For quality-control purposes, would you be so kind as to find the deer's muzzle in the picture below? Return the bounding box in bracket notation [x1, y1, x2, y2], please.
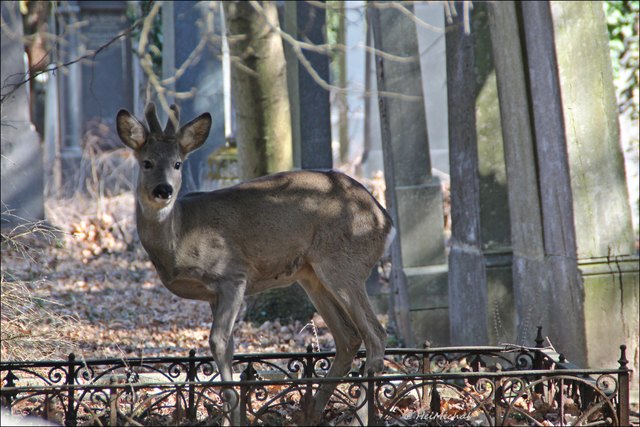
[152, 184, 174, 200]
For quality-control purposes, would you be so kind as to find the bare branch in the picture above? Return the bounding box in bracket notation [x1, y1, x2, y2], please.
[247, 1, 422, 102]
[0, 12, 144, 105]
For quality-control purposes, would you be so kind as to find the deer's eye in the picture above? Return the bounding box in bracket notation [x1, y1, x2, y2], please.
[174, 161, 182, 170]
[143, 160, 153, 170]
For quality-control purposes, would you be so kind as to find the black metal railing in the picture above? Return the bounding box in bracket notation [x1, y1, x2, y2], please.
[1, 328, 631, 426]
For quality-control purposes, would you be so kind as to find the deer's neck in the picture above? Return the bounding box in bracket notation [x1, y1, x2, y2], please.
[136, 198, 180, 281]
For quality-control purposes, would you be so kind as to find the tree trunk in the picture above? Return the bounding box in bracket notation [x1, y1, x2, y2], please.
[336, 1, 348, 164]
[223, 1, 292, 180]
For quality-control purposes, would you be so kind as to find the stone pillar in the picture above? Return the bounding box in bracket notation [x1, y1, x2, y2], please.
[283, 1, 332, 169]
[55, 1, 83, 194]
[548, 1, 638, 373]
[489, 0, 562, 352]
[445, 5, 489, 345]
[343, 1, 366, 165]
[369, 4, 447, 346]
[361, 24, 385, 178]
[0, 1, 44, 226]
[439, 3, 516, 346]
[520, 0, 587, 363]
[163, 1, 225, 192]
[470, 3, 516, 346]
[53, 1, 133, 195]
[415, 3, 449, 174]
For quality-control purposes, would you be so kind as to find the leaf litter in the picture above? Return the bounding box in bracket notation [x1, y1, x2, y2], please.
[1, 193, 334, 362]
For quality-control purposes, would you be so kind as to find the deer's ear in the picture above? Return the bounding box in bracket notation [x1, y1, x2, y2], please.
[117, 110, 147, 150]
[177, 113, 211, 154]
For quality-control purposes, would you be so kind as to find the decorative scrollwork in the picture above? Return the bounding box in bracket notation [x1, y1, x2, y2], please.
[87, 388, 110, 417]
[47, 366, 67, 385]
[313, 357, 331, 377]
[286, 358, 305, 376]
[473, 377, 495, 400]
[596, 374, 618, 396]
[195, 360, 216, 381]
[347, 381, 365, 400]
[252, 384, 269, 402]
[500, 377, 527, 401]
[167, 362, 186, 380]
[401, 353, 421, 374]
[515, 351, 535, 370]
[430, 354, 450, 373]
[0, 347, 629, 426]
[376, 380, 398, 403]
[76, 365, 95, 383]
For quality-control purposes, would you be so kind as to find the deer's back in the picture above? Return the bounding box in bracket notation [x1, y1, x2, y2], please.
[177, 170, 392, 276]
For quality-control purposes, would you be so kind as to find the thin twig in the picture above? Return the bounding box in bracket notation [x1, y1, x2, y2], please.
[247, 0, 422, 102]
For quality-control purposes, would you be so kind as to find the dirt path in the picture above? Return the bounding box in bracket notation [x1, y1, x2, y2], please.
[1, 194, 333, 362]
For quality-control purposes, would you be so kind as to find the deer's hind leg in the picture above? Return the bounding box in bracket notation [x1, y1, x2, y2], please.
[311, 259, 387, 375]
[298, 271, 362, 422]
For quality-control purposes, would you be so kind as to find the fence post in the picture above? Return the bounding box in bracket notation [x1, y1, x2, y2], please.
[367, 370, 375, 426]
[239, 382, 248, 426]
[66, 353, 77, 426]
[187, 349, 196, 422]
[239, 362, 256, 426]
[494, 378, 503, 425]
[109, 375, 117, 426]
[421, 342, 430, 407]
[1, 370, 18, 408]
[303, 345, 314, 420]
[534, 326, 544, 394]
[618, 345, 630, 426]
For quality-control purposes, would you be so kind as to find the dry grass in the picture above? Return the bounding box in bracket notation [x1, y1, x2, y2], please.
[0, 212, 79, 361]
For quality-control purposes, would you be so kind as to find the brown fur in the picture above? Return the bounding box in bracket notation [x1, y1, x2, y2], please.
[117, 103, 393, 423]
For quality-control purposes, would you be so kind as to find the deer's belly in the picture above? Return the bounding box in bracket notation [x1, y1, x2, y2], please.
[165, 275, 216, 301]
[246, 263, 314, 296]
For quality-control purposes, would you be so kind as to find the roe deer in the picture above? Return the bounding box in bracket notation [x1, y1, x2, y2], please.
[116, 103, 393, 423]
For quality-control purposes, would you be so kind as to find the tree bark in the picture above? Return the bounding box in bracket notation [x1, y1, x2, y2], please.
[223, 1, 292, 180]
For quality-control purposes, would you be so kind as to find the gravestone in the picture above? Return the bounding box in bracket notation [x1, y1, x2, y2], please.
[162, 1, 225, 192]
[283, 1, 332, 169]
[548, 1, 638, 373]
[1, 1, 44, 227]
[55, 0, 133, 193]
[77, 1, 133, 132]
[369, 3, 447, 347]
[468, 3, 515, 346]
[486, 0, 638, 368]
[445, 5, 489, 346]
[415, 3, 449, 174]
[362, 24, 384, 178]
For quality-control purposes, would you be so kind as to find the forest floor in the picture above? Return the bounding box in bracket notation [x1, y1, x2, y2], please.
[1, 193, 342, 362]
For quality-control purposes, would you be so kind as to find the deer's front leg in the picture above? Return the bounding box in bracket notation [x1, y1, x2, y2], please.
[209, 280, 246, 425]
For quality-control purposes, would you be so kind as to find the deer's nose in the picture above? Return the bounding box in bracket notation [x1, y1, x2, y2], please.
[152, 184, 173, 200]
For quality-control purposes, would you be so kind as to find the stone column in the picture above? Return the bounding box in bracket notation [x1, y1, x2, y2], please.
[470, 3, 516, 346]
[445, 5, 489, 345]
[415, 3, 449, 174]
[283, 1, 332, 169]
[361, 24, 385, 178]
[548, 1, 638, 372]
[369, 3, 447, 346]
[52, 1, 133, 195]
[55, 1, 82, 195]
[0, 1, 44, 226]
[163, 1, 225, 192]
[520, 0, 587, 364]
[488, 1, 555, 350]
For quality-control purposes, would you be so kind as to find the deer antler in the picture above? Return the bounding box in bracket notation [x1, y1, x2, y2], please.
[164, 104, 181, 135]
[144, 103, 163, 134]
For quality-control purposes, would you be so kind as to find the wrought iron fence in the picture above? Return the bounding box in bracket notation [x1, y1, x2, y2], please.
[1, 327, 631, 426]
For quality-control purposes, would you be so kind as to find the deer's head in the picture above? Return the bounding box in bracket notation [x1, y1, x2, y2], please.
[116, 103, 211, 210]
